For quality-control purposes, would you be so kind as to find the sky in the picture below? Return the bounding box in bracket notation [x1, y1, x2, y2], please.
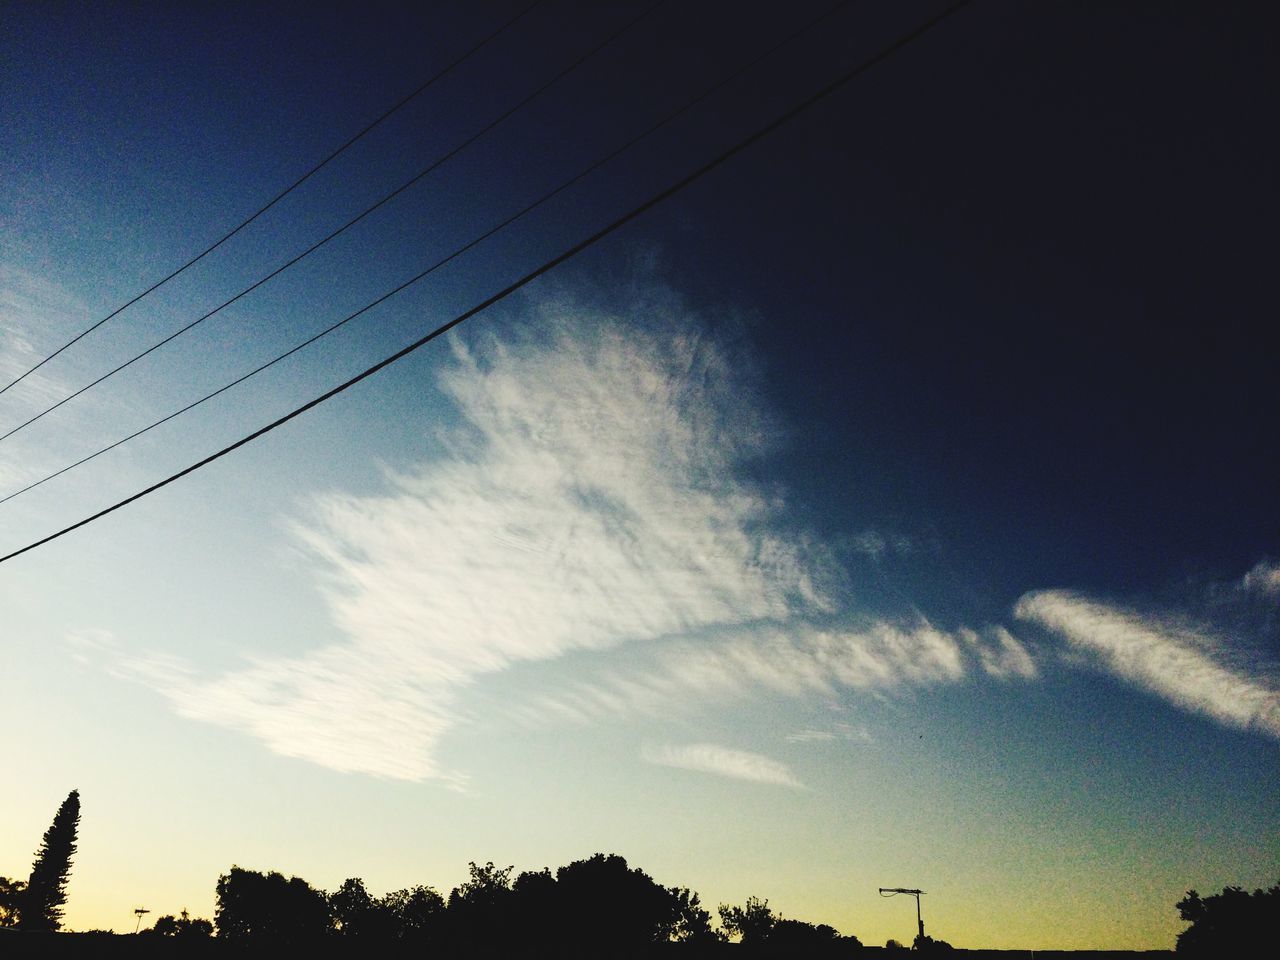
[1, 0, 1277, 949]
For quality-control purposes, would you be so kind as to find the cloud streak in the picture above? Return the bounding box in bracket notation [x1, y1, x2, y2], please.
[502, 615, 1019, 729]
[642, 742, 805, 788]
[116, 294, 847, 780]
[1241, 560, 1280, 599]
[1015, 589, 1280, 739]
[99, 286, 1039, 782]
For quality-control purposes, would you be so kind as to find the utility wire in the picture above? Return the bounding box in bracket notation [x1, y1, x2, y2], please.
[0, 1, 661, 445]
[0, 0, 972, 567]
[0, 0, 544, 399]
[0, 0, 855, 508]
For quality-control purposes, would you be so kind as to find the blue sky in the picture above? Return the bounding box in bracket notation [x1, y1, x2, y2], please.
[1, 0, 1276, 948]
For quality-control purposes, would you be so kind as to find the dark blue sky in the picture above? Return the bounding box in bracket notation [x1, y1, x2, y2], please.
[644, 1, 1279, 609]
[2, 2, 1276, 944]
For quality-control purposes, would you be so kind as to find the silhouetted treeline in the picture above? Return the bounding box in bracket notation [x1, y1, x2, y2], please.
[6, 826, 1271, 959]
[206, 852, 861, 955]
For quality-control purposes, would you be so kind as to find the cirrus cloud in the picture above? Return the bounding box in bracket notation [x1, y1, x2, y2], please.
[642, 741, 805, 789]
[1014, 589, 1280, 739]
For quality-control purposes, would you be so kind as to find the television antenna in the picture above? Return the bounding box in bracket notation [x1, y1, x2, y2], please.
[879, 887, 925, 944]
[132, 907, 150, 934]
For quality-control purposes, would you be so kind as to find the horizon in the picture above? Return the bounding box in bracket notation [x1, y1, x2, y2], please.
[2, 1, 1276, 950]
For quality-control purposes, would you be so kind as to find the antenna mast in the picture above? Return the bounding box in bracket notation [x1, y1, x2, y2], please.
[879, 887, 925, 944]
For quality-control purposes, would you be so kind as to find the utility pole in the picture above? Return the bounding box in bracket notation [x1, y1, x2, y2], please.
[132, 907, 150, 934]
[879, 887, 925, 944]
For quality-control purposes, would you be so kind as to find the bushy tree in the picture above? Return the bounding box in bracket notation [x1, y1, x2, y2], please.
[21, 789, 80, 931]
[0, 876, 26, 928]
[330, 877, 391, 938]
[445, 861, 515, 947]
[914, 932, 954, 952]
[214, 866, 330, 944]
[554, 853, 682, 948]
[1176, 881, 1279, 954]
[668, 886, 724, 945]
[150, 909, 213, 938]
[381, 884, 444, 941]
[510, 867, 558, 946]
[719, 896, 777, 945]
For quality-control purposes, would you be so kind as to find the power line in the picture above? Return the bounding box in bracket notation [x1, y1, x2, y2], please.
[0, 0, 544, 399]
[0, 0, 855, 508]
[0, 1, 661, 445]
[0, 0, 972, 567]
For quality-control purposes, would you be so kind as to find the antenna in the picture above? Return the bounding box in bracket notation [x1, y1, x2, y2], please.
[879, 887, 925, 944]
[132, 907, 150, 934]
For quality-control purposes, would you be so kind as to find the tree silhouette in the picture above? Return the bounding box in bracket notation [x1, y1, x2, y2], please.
[445, 861, 515, 948]
[0, 876, 25, 928]
[552, 853, 683, 948]
[381, 884, 444, 942]
[719, 896, 858, 954]
[1176, 881, 1279, 954]
[214, 865, 330, 944]
[719, 896, 777, 945]
[149, 909, 213, 938]
[913, 931, 954, 953]
[510, 867, 559, 947]
[330, 877, 385, 938]
[20, 788, 79, 931]
[668, 886, 723, 945]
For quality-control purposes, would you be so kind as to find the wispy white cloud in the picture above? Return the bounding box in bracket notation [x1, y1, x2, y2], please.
[786, 729, 837, 743]
[96, 285, 1039, 782]
[502, 616, 990, 729]
[0, 263, 86, 398]
[642, 742, 804, 789]
[0, 264, 90, 491]
[786, 722, 873, 744]
[113, 295, 846, 780]
[961, 625, 1037, 680]
[848, 529, 917, 562]
[1014, 589, 1280, 739]
[1241, 560, 1280, 599]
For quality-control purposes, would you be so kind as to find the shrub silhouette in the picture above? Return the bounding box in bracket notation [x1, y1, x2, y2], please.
[1176, 880, 1279, 954]
[0, 876, 25, 929]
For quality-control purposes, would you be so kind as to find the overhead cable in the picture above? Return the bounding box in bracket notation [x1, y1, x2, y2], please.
[0, 0, 545, 399]
[0, 0, 972, 567]
[0, 0, 855, 508]
[0, 1, 661, 444]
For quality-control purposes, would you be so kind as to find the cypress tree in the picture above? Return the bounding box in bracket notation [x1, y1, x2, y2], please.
[21, 789, 80, 932]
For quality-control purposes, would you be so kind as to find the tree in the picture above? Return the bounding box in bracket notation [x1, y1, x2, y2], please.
[668, 886, 724, 945]
[719, 896, 777, 945]
[21, 789, 80, 931]
[0, 877, 26, 928]
[330, 877, 387, 938]
[1176, 881, 1279, 954]
[381, 884, 444, 942]
[914, 932, 954, 952]
[214, 866, 331, 944]
[444, 861, 515, 948]
[149, 909, 213, 938]
[771, 917, 843, 948]
[510, 868, 558, 946]
[553, 853, 682, 948]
